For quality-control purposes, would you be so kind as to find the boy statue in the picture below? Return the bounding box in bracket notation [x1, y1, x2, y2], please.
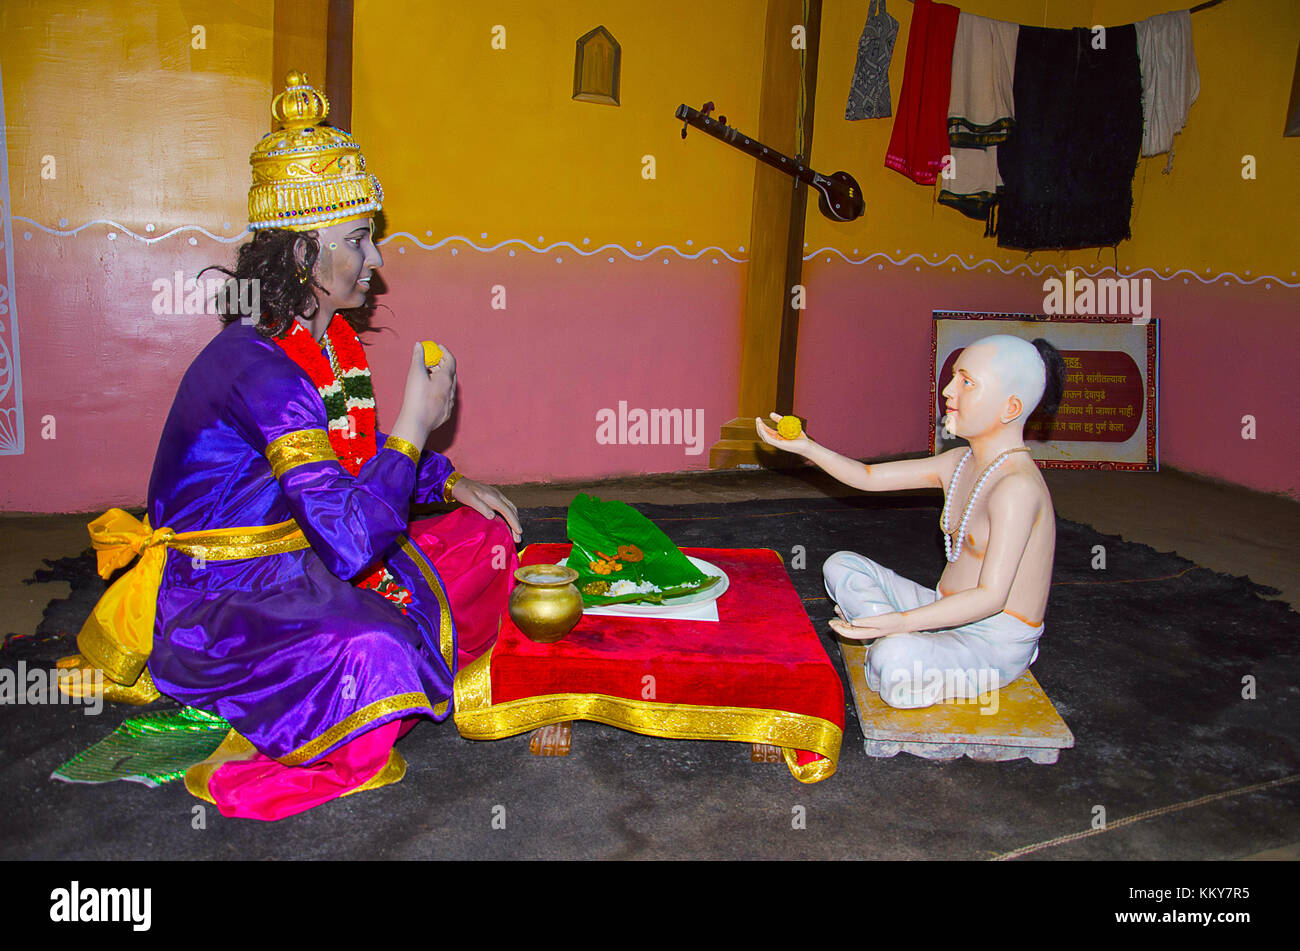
[758, 334, 1065, 708]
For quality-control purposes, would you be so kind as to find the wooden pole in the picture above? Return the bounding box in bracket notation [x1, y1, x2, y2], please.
[271, 0, 330, 131]
[326, 0, 354, 131]
[711, 0, 821, 469]
[778, 0, 821, 413]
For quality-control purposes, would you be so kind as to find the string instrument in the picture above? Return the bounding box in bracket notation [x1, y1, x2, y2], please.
[675, 101, 865, 222]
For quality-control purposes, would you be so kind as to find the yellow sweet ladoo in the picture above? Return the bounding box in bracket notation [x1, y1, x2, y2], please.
[421, 341, 443, 368]
[777, 415, 803, 439]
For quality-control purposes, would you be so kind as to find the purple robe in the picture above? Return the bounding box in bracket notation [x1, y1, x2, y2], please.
[145, 320, 459, 763]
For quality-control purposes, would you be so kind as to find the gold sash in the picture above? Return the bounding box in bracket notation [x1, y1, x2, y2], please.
[60, 509, 310, 702]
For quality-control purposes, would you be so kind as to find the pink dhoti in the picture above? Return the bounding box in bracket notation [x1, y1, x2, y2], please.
[190, 507, 518, 820]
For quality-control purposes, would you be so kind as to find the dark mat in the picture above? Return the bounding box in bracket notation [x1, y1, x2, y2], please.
[2, 496, 1298, 860]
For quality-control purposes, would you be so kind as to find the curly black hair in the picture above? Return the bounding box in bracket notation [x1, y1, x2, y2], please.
[202, 228, 371, 339]
[1031, 338, 1066, 416]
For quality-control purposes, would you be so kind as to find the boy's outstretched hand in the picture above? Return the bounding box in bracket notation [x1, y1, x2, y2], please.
[755, 413, 813, 456]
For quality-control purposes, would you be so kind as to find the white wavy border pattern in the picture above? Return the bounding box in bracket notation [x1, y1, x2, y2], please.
[13, 217, 1299, 288]
[801, 248, 1300, 289]
[13, 217, 245, 245]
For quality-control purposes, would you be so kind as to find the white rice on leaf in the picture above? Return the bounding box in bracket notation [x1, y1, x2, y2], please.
[606, 579, 660, 597]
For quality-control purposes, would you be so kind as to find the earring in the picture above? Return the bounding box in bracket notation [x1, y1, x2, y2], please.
[297, 266, 311, 284]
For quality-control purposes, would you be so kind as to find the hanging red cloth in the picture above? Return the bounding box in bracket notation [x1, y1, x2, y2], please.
[884, 0, 962, 185]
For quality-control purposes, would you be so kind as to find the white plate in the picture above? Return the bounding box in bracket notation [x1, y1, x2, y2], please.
[557, 555, 730, 615]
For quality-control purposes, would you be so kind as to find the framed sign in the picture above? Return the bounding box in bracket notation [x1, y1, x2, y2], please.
[930, 312, 1159, 470]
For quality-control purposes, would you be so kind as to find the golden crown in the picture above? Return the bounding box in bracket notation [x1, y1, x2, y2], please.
[247, 71, 383, 232]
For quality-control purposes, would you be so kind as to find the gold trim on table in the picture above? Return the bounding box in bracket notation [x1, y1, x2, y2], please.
[453, 648, 842, 783]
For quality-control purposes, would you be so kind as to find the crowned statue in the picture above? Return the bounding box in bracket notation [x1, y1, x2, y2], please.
[59, 72, 522, 820]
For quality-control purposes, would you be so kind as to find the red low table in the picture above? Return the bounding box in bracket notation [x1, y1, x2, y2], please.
[453, 545, 845, 782]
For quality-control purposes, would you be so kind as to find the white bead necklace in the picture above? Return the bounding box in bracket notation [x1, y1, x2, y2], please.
[940, 447, 1031, 562]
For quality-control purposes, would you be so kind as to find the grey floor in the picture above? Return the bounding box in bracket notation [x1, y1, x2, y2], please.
[3, 463, 1297, 859]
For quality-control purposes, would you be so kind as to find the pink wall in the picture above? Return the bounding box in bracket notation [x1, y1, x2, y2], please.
[1, 228, 219, 512]
[358, 240, 743, 485]
[1155, 278, 1296, 495]
[796, 258, 1298, 499]
[2, 227, 1295, 512]
[0, 229, 743, 511]
[3, 221, 1295, 514]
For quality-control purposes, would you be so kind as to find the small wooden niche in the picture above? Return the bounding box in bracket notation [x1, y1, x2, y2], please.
[573, 26, 620, 106]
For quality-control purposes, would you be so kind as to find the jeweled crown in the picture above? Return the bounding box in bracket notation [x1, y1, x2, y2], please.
[247, 71, 384, 232]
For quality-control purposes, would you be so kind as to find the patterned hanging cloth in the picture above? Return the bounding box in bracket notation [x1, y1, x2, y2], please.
[846, 0, 900, 120]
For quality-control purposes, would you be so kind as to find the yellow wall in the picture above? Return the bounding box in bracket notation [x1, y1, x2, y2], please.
[807, 0, 1300, 280]
[1, 0, 271, 231]
[353, 0, 764, 251]
[351, 0, 1299, 279]
[11, 0, 1290, 278]
[1094, 0, 1299, 278]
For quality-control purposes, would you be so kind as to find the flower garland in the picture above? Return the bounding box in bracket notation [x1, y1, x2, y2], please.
[275, 314, 414, 613]
[276, 315, 378, 470]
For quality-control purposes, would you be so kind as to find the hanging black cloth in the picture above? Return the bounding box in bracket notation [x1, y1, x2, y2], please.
[996, 24, 1143, 251]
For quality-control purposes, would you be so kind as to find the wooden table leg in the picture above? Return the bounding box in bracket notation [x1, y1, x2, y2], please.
[751, 743, 782, 763]
[529, 721, 573, 756]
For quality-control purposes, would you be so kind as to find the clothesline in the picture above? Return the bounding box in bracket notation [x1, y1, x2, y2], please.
[880, 0, 1200, 249]
[897, 0, 1226, 13]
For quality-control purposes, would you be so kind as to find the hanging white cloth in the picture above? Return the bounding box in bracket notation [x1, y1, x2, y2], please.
[947, 12, 1019, 147]
[1135, 9, 1200, 158]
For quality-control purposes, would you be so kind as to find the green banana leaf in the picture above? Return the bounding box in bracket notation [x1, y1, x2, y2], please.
[566, 493, 715, 605]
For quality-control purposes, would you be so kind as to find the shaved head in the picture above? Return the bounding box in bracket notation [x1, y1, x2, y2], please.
[965, 335, 1046, 420]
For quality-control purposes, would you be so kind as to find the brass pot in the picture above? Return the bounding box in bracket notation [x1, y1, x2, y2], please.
[508, 564, 583, 643]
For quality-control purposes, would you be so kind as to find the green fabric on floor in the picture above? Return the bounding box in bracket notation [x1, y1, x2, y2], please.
[52, 706, 230, 787]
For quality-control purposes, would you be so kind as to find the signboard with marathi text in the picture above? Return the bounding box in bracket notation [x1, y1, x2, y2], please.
[930, 312, 1158, 470]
